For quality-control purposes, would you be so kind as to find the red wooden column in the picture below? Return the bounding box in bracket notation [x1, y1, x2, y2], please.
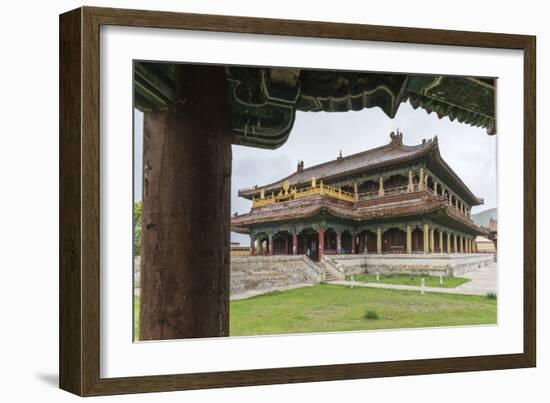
[268, 234, 273, 256]
[336, 230, 342, 254]
[292, 229, 298, 255]
[140, 64, 231, 341]
[249, 236, 255, 256]
[351, 232, 357, 254]
[318, 226, 325, 260]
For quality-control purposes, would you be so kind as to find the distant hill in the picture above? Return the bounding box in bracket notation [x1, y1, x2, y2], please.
[471, 207, 497, 227]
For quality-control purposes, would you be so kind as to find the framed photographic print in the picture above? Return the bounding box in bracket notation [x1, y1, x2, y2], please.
[59, 6, 536, 396]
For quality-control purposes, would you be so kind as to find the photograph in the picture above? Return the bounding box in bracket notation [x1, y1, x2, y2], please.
[53, 4, 537, 397]
[133, 63, 498, 341]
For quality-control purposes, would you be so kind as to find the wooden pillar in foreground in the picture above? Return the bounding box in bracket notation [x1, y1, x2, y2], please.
[376, 227, 382, 254]
[336, 230, 342, 254]
[268, 234, 273, 256]
[292, 229, 298, 255]
[140, 65, 231, 341]
[439, 230, 444, 253]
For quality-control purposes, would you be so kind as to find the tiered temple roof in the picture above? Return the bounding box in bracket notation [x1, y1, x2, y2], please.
[239, 136, 431, 196]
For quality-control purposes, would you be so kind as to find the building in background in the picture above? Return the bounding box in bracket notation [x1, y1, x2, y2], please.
[230, 242, 250, 256]
[232, 132, 487, 261]
[487, 217, 498, 251]
[475, 235, 497, 253]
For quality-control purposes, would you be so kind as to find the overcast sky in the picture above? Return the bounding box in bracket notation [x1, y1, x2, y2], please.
[134, 101, 497, 246]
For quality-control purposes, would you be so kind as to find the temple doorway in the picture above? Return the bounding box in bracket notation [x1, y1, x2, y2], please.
[412, 227, 424, 253]
[324, 229, 338, 254]
[365, 230, 377, 253]
[298, 228, 319, 261]
[272, 231, 292, 255]
[382, 228, 406, 253]
[341, 230, 353, 254]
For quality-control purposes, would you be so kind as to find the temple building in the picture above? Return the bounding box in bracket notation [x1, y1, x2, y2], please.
[232, 131, 487, 261]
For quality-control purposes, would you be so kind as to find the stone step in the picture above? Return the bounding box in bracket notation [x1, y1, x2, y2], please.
[318, 263, 338, 281]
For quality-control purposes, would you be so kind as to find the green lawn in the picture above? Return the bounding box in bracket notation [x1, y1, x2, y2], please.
[134, 284, 496, 340]
[230, 284, 495, 336]
[345, 273, 470, 288]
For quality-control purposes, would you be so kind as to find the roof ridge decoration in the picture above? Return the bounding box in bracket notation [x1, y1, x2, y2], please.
[389, 129, 404, 145]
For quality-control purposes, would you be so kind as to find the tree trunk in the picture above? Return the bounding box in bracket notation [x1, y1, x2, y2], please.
[139, 64, 231, 340]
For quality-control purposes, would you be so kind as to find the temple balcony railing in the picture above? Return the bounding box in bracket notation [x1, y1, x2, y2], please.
[447, 203, 473, 222]
[357, 184, 411, 200]
[358, 185, 474, 222]
[251, 181, 474, 223]
[251, 182, 355, 208]
[429, 190, 474, 223]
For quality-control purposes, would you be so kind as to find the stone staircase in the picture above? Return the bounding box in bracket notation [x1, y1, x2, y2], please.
[318, 261, 338, 281]
[311, 256, 344, 282]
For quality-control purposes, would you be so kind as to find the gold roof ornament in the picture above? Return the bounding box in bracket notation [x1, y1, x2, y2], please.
[283, 180, 290, 194]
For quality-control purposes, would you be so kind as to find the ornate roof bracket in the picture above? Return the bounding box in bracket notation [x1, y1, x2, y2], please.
[134, 63, 496, 150]
[405, 76, 496, 135]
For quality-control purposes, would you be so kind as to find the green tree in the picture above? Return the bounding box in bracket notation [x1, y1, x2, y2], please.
[133, 201, 142, 256]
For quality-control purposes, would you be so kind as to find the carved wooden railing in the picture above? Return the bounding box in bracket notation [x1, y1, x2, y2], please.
[357, 184, 411, 200]
[251, 182, 355, 208]
[252, 181, 475, 223]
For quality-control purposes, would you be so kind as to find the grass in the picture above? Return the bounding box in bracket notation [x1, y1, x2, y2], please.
[345, 273, 470, 288]
[133, 284, 496, 339]
[229, 284, 495, 336]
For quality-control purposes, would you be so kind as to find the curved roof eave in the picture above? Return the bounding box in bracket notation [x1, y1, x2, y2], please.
[427, 143, 483, 206]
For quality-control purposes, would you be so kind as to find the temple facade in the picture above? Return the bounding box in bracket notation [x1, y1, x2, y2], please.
[231, 132, 487, 261]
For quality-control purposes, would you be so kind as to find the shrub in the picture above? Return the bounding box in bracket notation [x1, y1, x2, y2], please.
[364, 310, 379, 320]
[486, 292, 497, 300]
